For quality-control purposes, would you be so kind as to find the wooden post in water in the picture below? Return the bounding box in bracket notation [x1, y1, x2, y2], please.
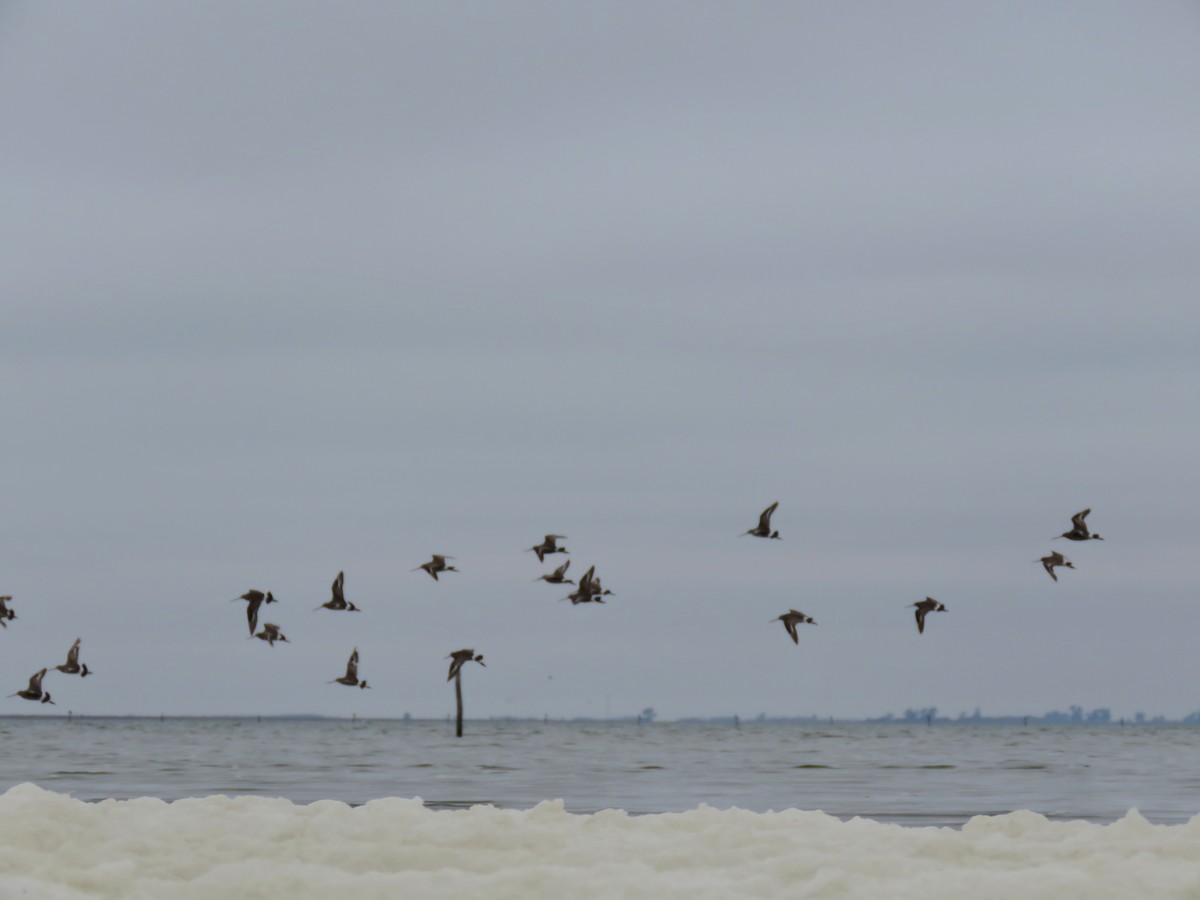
[455, 671, 464, 738]
[448, 648, 484, 738]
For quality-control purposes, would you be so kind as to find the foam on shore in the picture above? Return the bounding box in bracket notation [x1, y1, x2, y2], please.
[1, 783, 1198, 899]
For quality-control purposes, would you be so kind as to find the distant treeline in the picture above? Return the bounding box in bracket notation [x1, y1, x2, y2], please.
[674, 706, 1200, 725]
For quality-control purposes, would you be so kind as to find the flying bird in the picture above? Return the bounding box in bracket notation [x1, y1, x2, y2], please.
[1058, 509, 1103, 542]
[234, 589, 277, 636]
[1038, 551, 1075, 582]
[527, 535, 568, 563]
[535, 560, 574, 585]
[563, 565, 614, 604]
[254, 623, 289, 646]
[316, 571, 361, 611]
[9, 669, 53, 704]
[773, 610, 816, 644]
[330, 648, 369, 689]
[447, 648, 485, 681]
[910, 597, 947, 635]
[741, 502, 781, 539]
[414, 555, 458, 581]
[54, 638, 91, 677]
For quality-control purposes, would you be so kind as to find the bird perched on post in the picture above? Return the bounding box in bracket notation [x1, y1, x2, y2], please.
[447, 648, 485, 681]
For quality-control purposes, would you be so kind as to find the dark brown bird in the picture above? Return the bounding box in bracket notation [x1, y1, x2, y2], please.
[54, 638, 91, 677]
[235, 589, 277, 635]
[773, 610, 816, 644]
[527, 535, 568, 563]
[741, 502, 781, 539]
[563, 565, 613, 604]
[9, 669, 53, 704]
[1058, 508, 1103, 542]
[447, 648, 485, 681]
[254, 623, 288, 646]
[535, 560, 574, 585]
[316, 571, 361, 611]
[330, 648, 369, 688]
[1038, 551, 1075, 582]
[0, 595, 15, 629]
[910, 597, 946, 634]
[414, 555, 458, 581]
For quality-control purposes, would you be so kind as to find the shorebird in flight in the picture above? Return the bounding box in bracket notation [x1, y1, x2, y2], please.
[235, 589, 277, 636]
[414, 555, 459, 581]
[1038, 550, 1075, 582]
[772, 610, 816, 644]
[54, 638, 91, 677]
[316, 571, 361, 611]
[1058, 509, 1103, 542]
[330, 648, 369, 688]
[741, 502, 781, 539]
[535, 560, 574, 585]
[0, 596, 15, 628]
[9, 669, 53, 704]
[254, 623, 288, 646]
[447, 648, 485, 681]
[563, 565, 614, 604]
[527, 535, 568, 563]
[910, 597, 947, 634]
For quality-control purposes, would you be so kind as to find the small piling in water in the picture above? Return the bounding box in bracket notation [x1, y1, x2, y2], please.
[455, 672, 464, 738]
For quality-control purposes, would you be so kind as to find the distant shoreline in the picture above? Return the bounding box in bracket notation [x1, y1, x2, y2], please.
[1, 711, 1196, 725]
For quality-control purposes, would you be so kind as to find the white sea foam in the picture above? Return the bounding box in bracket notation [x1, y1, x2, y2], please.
[1, 784, 1199, 899]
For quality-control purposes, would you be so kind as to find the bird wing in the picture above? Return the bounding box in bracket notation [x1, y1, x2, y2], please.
[554, 560, 571, 578]
[27, 669, 45, 692]
[246, 597, 261, 634]
[758, 502, 779, 530]
[1071, 509, 1091, 530]
[345, 650, 359, 680]
[915, 608, 927, 634]
[66, 639, 81, 667]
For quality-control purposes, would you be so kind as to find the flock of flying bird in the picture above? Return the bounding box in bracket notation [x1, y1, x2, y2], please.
[2, 603, 91, 706]
[759, 503, 1103, 642]
[4, 505, 1103, 708]
[227, 538, 617, 695]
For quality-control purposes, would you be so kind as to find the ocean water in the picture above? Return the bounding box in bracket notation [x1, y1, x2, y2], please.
[2, 719, 1199, 898]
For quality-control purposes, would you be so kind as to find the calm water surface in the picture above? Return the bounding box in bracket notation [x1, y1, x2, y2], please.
[2, 718, 1198, 826]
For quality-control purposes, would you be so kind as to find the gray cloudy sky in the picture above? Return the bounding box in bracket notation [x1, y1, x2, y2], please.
[2, 1, 1199, 720]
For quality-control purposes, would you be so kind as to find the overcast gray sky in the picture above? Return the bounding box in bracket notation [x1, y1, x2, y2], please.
[2, 1, 1199, 720]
